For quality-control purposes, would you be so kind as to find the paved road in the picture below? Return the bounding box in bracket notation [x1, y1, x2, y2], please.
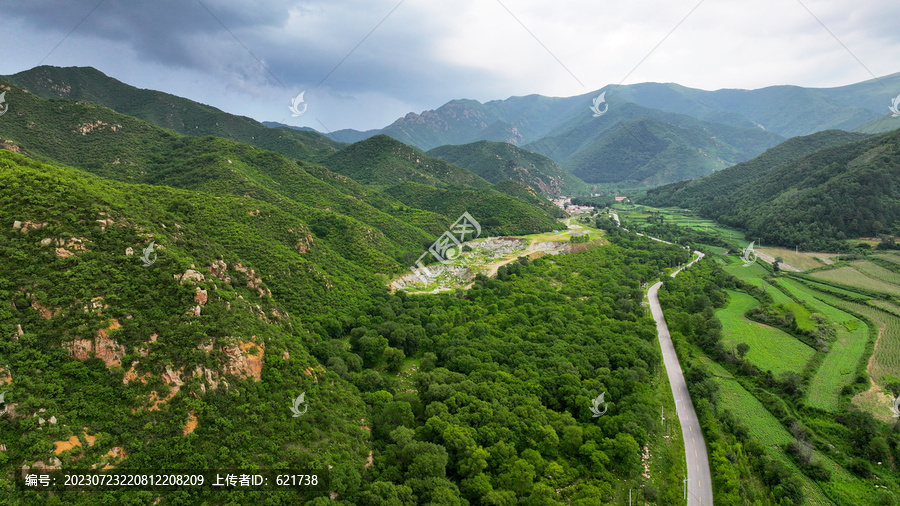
[649, 250, 713, 505]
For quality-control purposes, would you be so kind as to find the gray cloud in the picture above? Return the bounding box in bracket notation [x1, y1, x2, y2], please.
[2, 0, 899, 130]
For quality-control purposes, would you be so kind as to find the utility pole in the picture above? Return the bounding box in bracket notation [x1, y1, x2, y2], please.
[629, 488, 632, 506]
[683, 476, 689, 502]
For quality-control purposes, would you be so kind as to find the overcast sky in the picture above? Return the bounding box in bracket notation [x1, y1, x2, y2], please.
[2, 0, 898, 131]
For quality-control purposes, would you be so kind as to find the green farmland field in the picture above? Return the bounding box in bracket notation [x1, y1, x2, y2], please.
[810, 266, 900, 297]
[717, 290, 815, 376]
[711, 371, 837, 505]
[850, 260, 900, 286]
[779, 279, 870, 412]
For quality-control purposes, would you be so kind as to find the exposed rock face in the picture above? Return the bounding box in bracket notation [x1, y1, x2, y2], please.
[12, 220, 47, 233]
[31, 299, 55, 319]
[53, 428, 97, 455]
[175, 269, 205, 284]
[208, 260, 229, 283]
[233, 263, 271, 297]
[129, 338, 265, 407]
[194, 288, 208, 305]
[183, 412, 198, 436]
[294, 230, 314, 253]
[53, 237, 87, 258]
[221, 341, 265, 380]
[65, 319, 125, 368]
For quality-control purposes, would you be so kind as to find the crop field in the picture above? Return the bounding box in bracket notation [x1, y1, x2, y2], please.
[780, 279, 870, 412]
[810, 266, 900, 297]
[872, 252, 900, 266]
[869, 299, 900, 317]
[616, 204, 749, 242]
[717, 290, 815, 376]
[757, 247, 832, 271]
[831, 299, 900, 388]
[723, 260, 770, 284]
[712, 375, 837, 505]
[794, 278, 871, 301]
[850, 260, 900, 286]
[767, 282, 797, 305]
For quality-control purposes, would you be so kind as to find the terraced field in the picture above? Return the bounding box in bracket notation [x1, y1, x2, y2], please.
[758, 247, 834, 271]
[723, 261, 770, 284]
[833, 300, 900, 388]
[850, 260, 900, 286]
[709, 365, 840, 506]
[873, 252, 900, 266]
[780, 279, 870, 412]
[717, 290, 815, 376]
[810, 266, 900, 297]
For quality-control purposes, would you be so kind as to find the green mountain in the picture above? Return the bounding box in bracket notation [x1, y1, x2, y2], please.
[523, 102, 784, 185]
[642, 130, 869, 210]
[380, 181, 558, 235]
[6, 65, 343, 163]
[0, 79, 447, 271]
[321, 136, 562, 233]
[489, 179, 568, 219]
[426, 140, 588, 196]
[643, 129, 900, 249]
[0, 149, 373, 496]
[853, 114, 900, 134]
[322, 75, 900, 152]
[322, 135, 492, 190]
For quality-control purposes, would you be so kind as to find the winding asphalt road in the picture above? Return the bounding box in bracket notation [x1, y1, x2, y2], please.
[649, 250, 713, 505]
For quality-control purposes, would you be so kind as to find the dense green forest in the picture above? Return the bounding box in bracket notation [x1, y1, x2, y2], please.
[7, 65, 344, 164]
[1, 148, 700, 503]
[642, 129, 900, 250]
[426, 140, 589, 196]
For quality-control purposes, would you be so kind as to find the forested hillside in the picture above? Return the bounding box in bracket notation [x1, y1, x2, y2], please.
[643, 129, 900, 249]
[321, 135, 563, 233]
[522, 102, 784, 186]
[322, 135, 491, 190]
[426, 140, 588, 196]
[6, 65, 343, 163]
[1, 148, 697, 503]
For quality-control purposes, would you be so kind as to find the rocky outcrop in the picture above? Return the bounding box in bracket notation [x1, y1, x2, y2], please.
[12, 220, 47, 233]
[51, 237, 88, 258]
[174, 269, 205, 284]
[222, 341, 265, 380]
[65, 319, 125, 368]
[233, 263, 271, 298]
[183, 412, 198, 436]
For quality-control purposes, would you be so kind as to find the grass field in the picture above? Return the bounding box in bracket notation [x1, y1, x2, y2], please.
[723, 260, 770, 283]
[810, 266, 900, 297]
[717, 290, 816, 376]
[780, 279, 870, 412]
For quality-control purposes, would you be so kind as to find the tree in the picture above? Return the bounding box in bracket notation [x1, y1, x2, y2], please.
[736, 342, 750, 359]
